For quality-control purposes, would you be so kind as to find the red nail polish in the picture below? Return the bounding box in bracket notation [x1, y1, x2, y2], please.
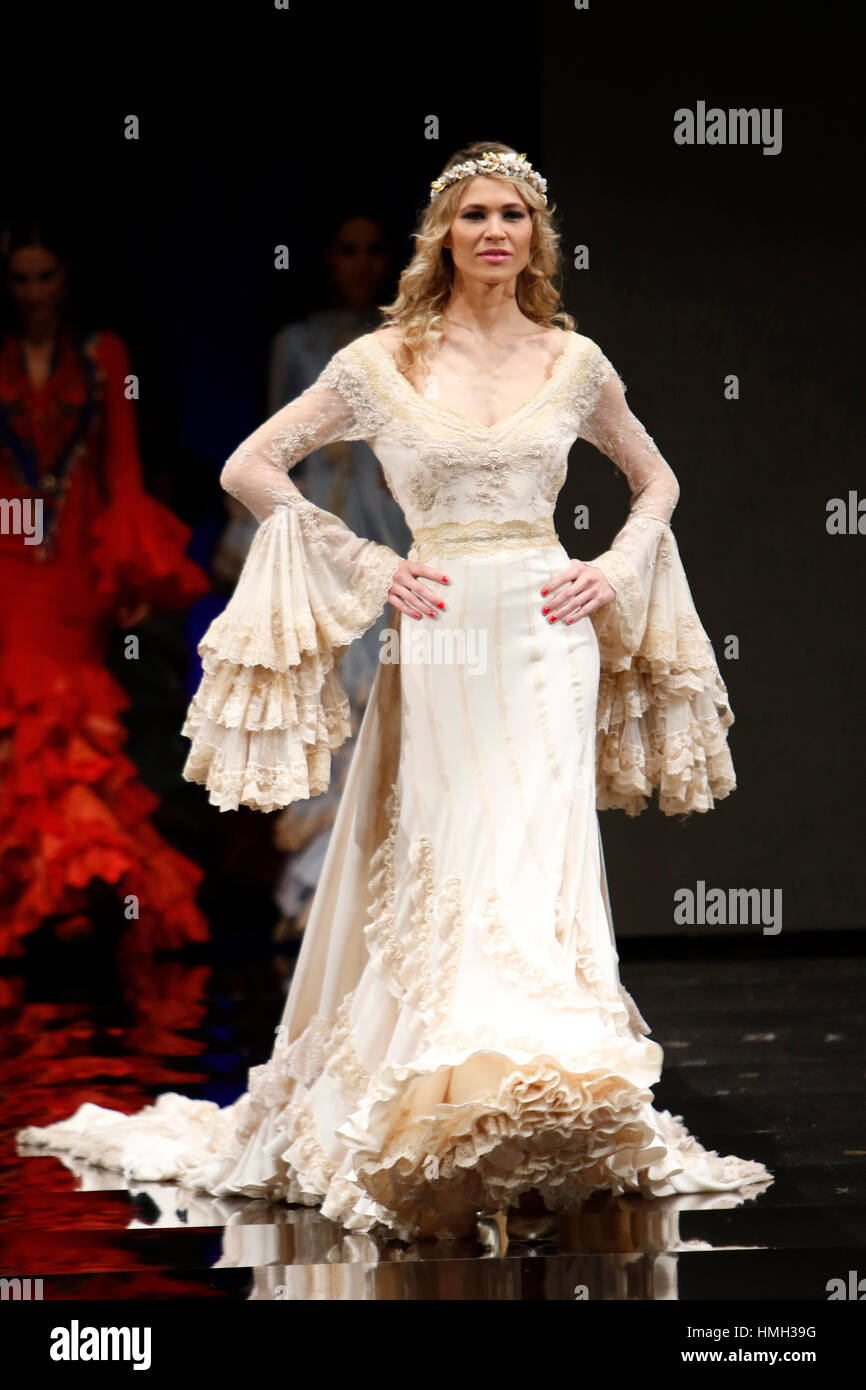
[549, 615, 557, 623]
[429, 610, 435, 617]
[437, 601, 445, 608]
[541, 588, 548, 596]
[542, 607, 549, 614]
[441, 576, 448, 583]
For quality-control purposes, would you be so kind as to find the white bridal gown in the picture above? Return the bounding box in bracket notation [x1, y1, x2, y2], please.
[18, 328, 773, 1241]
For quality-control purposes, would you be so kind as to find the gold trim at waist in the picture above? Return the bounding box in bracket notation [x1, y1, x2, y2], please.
[409, 516, 559, 559]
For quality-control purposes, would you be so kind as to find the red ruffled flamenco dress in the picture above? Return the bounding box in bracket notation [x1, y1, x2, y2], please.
[0, 326, 211, 957]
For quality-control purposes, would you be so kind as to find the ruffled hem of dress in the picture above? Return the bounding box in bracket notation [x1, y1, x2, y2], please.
[321, 1045, 673, 1238]
[0, 654, 208, 955]
[181, 502, 402, 812]
[15, 1038, 772, 1244]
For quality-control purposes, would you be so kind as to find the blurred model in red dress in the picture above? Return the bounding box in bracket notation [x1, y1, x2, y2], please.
[0, 219, 210, 957]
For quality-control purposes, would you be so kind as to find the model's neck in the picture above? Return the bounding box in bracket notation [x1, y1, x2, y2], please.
[441, 287, 526, 338]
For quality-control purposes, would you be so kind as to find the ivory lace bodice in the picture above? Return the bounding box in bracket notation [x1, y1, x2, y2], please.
[219, 328, 680, 542]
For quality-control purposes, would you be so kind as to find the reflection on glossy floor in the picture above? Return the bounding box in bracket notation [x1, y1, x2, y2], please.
[2, 938, 864, 1300]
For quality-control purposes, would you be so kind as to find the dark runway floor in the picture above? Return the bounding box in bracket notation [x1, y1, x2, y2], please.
[2, 931, 864, 1302]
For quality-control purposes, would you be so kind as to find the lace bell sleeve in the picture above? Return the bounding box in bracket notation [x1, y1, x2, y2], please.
[578, 346, 736, 818]
[181, 343, 404, 813]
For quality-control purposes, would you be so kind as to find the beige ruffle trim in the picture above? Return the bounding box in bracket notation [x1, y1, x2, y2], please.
[323, 1050, 670, 1239]
[595, 664, 735, 818]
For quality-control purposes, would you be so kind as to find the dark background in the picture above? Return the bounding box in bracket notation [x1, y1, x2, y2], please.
[3, 0, 862, 938]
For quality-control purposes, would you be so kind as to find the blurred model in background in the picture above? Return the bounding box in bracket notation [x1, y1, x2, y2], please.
[0, 219, 210, 958]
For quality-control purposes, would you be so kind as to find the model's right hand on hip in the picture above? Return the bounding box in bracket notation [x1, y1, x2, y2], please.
[388, 559, 450, 620]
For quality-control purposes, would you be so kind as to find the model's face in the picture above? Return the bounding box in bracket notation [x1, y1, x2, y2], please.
[443, 176, 533, 284]
[5, 246, 66, 330]
[325, 217, 390, 308]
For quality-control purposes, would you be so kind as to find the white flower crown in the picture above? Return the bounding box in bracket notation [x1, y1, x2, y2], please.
[429, 150, 548, 206]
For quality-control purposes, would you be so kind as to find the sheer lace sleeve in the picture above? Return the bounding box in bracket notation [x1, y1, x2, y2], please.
[181, 343, 404, 813]
[579, 346, 735, 818]
[579, 353, 681, 649]
[219, 344, 386, 521]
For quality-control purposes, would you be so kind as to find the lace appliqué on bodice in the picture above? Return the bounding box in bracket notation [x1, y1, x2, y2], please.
[348, 332, 598, 529]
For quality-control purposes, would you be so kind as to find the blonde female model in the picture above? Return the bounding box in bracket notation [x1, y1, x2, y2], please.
[19, 142, 772, 1242]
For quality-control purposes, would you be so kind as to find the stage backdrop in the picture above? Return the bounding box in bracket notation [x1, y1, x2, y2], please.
[4, 1, 859, 938]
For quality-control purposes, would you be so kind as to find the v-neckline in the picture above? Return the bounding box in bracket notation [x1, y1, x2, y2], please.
[367, 329, 577, 436]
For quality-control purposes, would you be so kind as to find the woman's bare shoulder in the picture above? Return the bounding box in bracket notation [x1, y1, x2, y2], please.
[369, 325, 402, 360]
[541, 324, 572, 355]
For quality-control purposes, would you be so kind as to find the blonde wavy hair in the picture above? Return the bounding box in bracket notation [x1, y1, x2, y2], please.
[378, 140, 575, 376]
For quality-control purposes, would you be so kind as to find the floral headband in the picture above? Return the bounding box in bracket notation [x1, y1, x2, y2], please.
[429, 150, 548, 206]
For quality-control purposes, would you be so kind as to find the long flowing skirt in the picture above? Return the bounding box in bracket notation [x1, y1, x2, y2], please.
[17, 538, 772, 1241]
